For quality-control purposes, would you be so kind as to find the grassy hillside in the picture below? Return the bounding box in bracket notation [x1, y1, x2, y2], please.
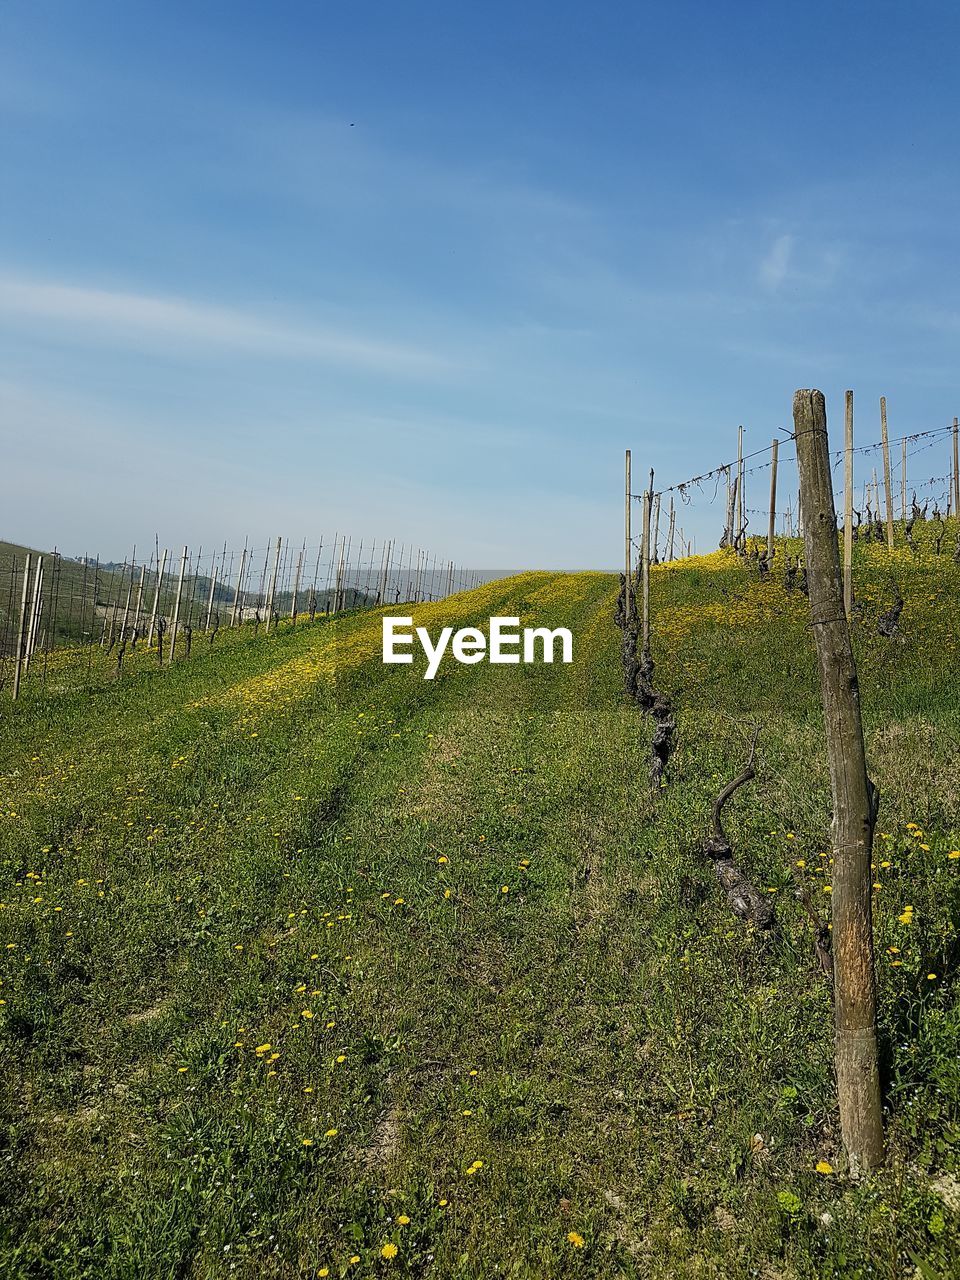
[0, 544, 958, 1278]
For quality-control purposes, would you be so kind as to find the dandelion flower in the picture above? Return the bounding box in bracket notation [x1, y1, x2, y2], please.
[568, 1231, 585, 1248]
[381, 1243, 398, 1259]
[815, 1160, 834, 1175]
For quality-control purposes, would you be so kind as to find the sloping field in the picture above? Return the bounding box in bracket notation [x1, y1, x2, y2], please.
[1, 554, 959, 1278]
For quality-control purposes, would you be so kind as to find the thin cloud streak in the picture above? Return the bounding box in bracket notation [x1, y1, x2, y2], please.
[0, 273, 457, 377]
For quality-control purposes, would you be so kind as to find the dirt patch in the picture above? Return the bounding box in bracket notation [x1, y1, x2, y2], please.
[364, 1102, 401, 1173]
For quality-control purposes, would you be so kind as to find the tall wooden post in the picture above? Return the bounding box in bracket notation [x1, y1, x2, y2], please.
[333, 539, 346, 614]
[900, 438, 907, 523]
[728, 476, 739, 548]
[168, 546, 188, 664]
[640, 488, 652, 660]
[624, 450, 632, 621]
[667, 496, 676, 561]
[133, 564, 146, 633]
[793, 389, 884, 1174]
[119, 562, 135, 643]
[879, 397, 894, 548]
[767, 439, 778, 562]
[652, 493, 661, 565]
[148, 548, 168, 647]
[12, 554, 31, 701]
[844, 390, 854, 619]
[378, 540, 392, 606]
[231, 544, 247, 627]
[205, 561, 219, 631]
[265, 536, 282, 631]
[953, 417, 960, 517]
[736, 425, 744, 542]
[723, 468, 736, 546]
[24, 558, 43, 671]
[290, 543, 304, 621]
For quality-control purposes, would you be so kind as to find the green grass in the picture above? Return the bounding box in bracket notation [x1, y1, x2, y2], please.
[0, 542, 958, 1278]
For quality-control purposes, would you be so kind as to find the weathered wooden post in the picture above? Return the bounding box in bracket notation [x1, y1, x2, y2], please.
[133, 563, 146, 634]
[767, 439, 779, 563]
[24, 558, 43, 672]
[652, 492, 661, 565]
[148, 548, 168, 648]
[953, 417, 960, 517]
[641, 487, 652, 661]
[205, 559, 219, 631]
[793, 389, 884, 1174]
[736, 425, 744, 543]
[333, 539, 346, 614]
[728, 476, 740, 549]
[265, 536, 282, 631]
[290, 542, 304, 622]
[12, 554, 31, 701]
[624, 449, 633, 621]
[168, 546, 188, 664]
[722, 468, 736, 546]
[232, 544, 248, 627]
[667, 496, 676, 561]
[119, 562, 135, 644]
[900, 438, 907, 524]
[378, 539, 391, 606]
[880, 397, 895, 549]
[844, 390, 854, 619]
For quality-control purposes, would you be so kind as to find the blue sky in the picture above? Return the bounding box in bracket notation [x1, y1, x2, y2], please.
[2, 1, 959, 566]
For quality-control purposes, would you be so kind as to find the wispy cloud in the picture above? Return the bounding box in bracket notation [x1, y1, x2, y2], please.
[759, 233, 794, 290]
[0, 273, 456, 377]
